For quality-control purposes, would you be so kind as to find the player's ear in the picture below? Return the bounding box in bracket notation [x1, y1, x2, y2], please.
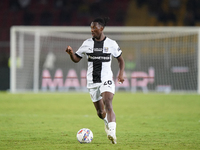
[100, 26, 104, 31]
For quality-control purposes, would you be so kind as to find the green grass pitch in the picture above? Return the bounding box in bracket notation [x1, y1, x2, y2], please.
[0, 92, 200, 150]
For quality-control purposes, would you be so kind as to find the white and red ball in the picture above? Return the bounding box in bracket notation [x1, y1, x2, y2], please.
[77, 128, 93, 143]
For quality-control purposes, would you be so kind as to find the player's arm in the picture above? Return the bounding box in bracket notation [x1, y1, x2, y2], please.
[117, 55, 125, 83]
[65, 46, 81, 63]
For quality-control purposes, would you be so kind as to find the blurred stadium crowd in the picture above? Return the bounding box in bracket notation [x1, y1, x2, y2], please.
[0, 0, 200, 90]
[0, 0, 200, 41]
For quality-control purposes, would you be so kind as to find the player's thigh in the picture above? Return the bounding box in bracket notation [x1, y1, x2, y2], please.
[88, 87, 102, 102]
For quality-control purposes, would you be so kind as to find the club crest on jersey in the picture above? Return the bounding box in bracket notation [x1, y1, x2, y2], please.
[104, 47, 109, 52]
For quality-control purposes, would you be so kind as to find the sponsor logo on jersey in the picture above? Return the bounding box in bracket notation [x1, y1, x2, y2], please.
[93, 48, 103, 52]
[87, 53, 111, 62]
[88, 55, 110, 60]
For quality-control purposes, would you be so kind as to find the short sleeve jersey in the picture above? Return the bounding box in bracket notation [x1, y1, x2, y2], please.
[75, 37, 122, 85]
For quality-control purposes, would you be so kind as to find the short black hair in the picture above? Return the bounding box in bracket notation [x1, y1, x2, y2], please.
[93, 17, 110, 27]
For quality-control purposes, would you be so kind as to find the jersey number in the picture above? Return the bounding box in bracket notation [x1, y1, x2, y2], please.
[104, 80, 112, 85]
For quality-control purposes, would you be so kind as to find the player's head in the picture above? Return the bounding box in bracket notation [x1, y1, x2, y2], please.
[91, 17, 110, 39]
[92, 17, 109, 28]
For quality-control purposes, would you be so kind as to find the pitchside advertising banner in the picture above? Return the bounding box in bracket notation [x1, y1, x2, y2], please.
[40, 67, 195, 93]
[40, 50, 197, 93]
[41, 67, 155, 92]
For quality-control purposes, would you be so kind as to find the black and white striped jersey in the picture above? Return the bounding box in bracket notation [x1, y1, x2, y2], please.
[75, 37, 122, 85]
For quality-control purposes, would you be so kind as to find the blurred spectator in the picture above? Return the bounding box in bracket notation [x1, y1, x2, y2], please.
[59, 8, 72, 25]
[169, 0, 180, 9]
[40, 10, 53, 25]
[77, 3, 90, 17]
[23, 10, 34, 25]
[186, 0, 195, 11]
[39, 0, 48, 5]
[158, 8, 176, 24]
[157, 8, 168, 23]
[195, 9, 200, 22]
[184, 11, 195, 26]
[186, 0, 200, 23]
[9, 0, 20, 11]
[71, 0, 81, 11]
[18, 0, 31, 9]
[194, 0, 200, 9]
[54, 0, 64, 8]
[115, 9, 126, 25]
[136, 0, 147, 8]
[147, 0, 163, 17]
[89, 1, 106, 18]
[167, 9, 177, 23]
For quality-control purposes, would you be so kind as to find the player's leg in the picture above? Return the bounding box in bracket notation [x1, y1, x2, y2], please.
[89, 83, 116, 144]
[101, 91, 117, 144]
[93, 99, 106, 119]
[101, 92, 115, 122]
[93, 99, 109, 129]
[89, 86, 109, 130]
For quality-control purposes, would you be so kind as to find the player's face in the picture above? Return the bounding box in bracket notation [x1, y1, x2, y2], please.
[90, 22, 103, 40]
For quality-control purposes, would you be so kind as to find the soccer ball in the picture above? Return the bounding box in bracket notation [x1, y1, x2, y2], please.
[77, 128, 93, 143]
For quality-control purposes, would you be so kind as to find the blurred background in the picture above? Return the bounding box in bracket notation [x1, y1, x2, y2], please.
[0, 0, 200, 91]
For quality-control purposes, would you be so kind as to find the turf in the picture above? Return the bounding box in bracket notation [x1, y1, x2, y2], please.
[0, 92, 200, 150]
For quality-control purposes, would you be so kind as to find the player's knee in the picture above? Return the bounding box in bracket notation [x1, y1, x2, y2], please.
[104, 93, 113, 102]
[102, 92, 113, 101]
[104, 97, 113, 108]
[106, 94, 112, 100]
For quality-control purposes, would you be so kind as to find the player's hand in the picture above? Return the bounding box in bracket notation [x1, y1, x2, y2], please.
[117, 74, 124, 84]
[65, 46, 73, 55]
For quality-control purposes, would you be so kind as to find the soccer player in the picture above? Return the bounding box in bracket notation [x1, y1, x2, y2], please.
[65, 17, 125, 144]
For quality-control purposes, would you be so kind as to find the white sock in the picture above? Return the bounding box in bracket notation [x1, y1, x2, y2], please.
[103, 114, 109, 129]
[108, 122, 116, 136]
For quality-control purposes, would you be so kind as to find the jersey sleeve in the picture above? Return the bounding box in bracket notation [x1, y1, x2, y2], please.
[75, 41, 87, 58]
[112, 41, 122, 58]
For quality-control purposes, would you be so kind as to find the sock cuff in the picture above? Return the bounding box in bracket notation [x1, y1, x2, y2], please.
[108, 122, 116, 129]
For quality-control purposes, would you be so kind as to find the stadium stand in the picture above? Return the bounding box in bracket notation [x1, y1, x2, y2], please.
[1, 0, 200, 41]
[0, 0, 200, 58]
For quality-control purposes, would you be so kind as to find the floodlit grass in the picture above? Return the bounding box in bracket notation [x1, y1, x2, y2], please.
[0, 92, 200, 150]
